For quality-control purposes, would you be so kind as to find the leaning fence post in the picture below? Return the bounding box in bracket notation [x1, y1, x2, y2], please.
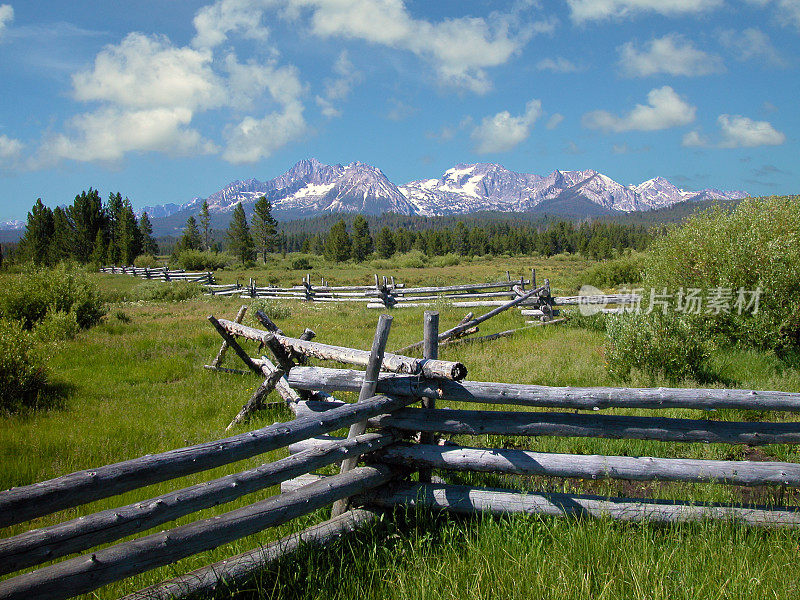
[209, 306, 248, 369]
[419, 311, 439, 483]
[331, 314, 393, 517]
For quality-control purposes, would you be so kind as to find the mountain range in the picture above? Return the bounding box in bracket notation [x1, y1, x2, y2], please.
[2, 159, 748, 237]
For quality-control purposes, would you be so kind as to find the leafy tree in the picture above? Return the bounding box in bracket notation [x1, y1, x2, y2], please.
[324, 219, 351, 262]
[350, 215, 374, 262]
[199, 200, 212, 251]
[375, 226, 395, 259]
[226, 203, 255, 263]
[178, 216, 202, 252]
[18, 199, 54, 265]
[252, 196, 278, 263]
[139, 212, 159, 256]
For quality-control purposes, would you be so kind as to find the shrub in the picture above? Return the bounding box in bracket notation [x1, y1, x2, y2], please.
[605, 312, 715, 384]
[291, 257, 312, 271]
[397, 250, 428, 269]
[430, 253, 461, 268]
[175, 250, 232, 271]
[643, 196, 800, 351]
[585, 253, 645, 289]
[0, 319, 50, 412]
[133, 254, 158, 269]
[34, 310, 80, 343]
[0, 264, 106, 330]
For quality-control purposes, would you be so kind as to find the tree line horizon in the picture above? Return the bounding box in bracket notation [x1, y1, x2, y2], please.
[5, 190, 652, 267]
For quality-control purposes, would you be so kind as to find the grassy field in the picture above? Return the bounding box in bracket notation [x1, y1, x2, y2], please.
[3, 255, 800, 599]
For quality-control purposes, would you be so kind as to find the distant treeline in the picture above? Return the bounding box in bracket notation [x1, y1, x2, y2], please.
[286, 218, 651, 260]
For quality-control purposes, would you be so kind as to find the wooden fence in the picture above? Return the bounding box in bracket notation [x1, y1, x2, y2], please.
[100, 265, 215, 284]
[4, 310, 792, 599]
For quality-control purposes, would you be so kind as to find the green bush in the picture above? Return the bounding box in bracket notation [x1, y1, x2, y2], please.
[430, 253, 461, 268]
[34, 310, 80, 343]
[175, 250, 232, 271]
[643, 196, 800, 351]
[291, 257, 313, 271]
[0, 264, 106, 330]
[133, 254, 158, 269]
[605, 312, 715, 384]
[0, 318, 50, 412]
[585, 253, 645, 289]
[397, 250, 428, 269]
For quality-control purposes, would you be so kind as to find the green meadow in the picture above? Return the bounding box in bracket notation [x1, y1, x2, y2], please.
[3, 253, 800, 599]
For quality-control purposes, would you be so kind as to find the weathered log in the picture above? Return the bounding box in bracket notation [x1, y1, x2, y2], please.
[210, 305, 247, 367]
[395, 284, 546, 354]
[0, 394, 416, 528]
[287, 366, 800, 413]
[0, 466, 395, 600]
[120, 509, 380, 600]
[368, 407, 800, 445]
[376, 443, 800, 487]
[216, 319, 466, 380]
[368, 483, 800, 527]
[437, 325, 534, 348]
[332, 315, 393, 517]
[281, 473, 326, 493]
[0, 433, 396, 576]
[390, 280, 528, 295]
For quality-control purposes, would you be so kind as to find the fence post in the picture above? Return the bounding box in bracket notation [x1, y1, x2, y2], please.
[419, 311, 439, 483]
[331, 314, 393, 517]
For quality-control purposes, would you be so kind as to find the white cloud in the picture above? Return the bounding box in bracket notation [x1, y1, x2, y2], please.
[619, 34, 724, 77]
[0, 134, 22, 170]
[567, 0, 721, 22]
[719, 28, 785, 67]
[536, 57, 582, 73]
[718, 114, 786, 148]
[0, 4, 12, 39]
[223, 101, 308, 163]
[748, 0, 800, 31]
[315, 51, 362, 118]
[386, 98, 417, 122]
[682, 115, 786, 148]
[286, 0, 534, 93]
[192, 0, 272, 48]
[582, 86, 696, 132]
[681, 130, 709, 147]
[546, 113, 564, 129]
[72, 33, 224, 111]
[41, 108, 217, 163]
[225, 53, 305, 110]
[471, 99, 542, 153]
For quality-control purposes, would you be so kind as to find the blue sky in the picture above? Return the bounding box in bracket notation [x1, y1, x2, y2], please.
[0, 0, 797, 221]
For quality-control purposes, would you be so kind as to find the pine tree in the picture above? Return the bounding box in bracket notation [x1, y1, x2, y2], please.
[106, 192, 123, 265]
[199, 200, 212, 251]
[50, 206, 74, 264]
[178, 216, 202, 252]
[69, 188, 106, 263]
[139, 212, 159, 256]
[375, 226, 395, 259]
[350, 215, 373, 262]
[117, 199, 143, 263]
[19, 199, 54, 265]
[226, 203, 255, 264]
[324, 219, 351, 262]
[251, 196, 278, 263]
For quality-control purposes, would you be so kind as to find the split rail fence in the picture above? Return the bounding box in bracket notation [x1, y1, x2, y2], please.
[100, 266, 215, 284]
[3, 309, 780, 599]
